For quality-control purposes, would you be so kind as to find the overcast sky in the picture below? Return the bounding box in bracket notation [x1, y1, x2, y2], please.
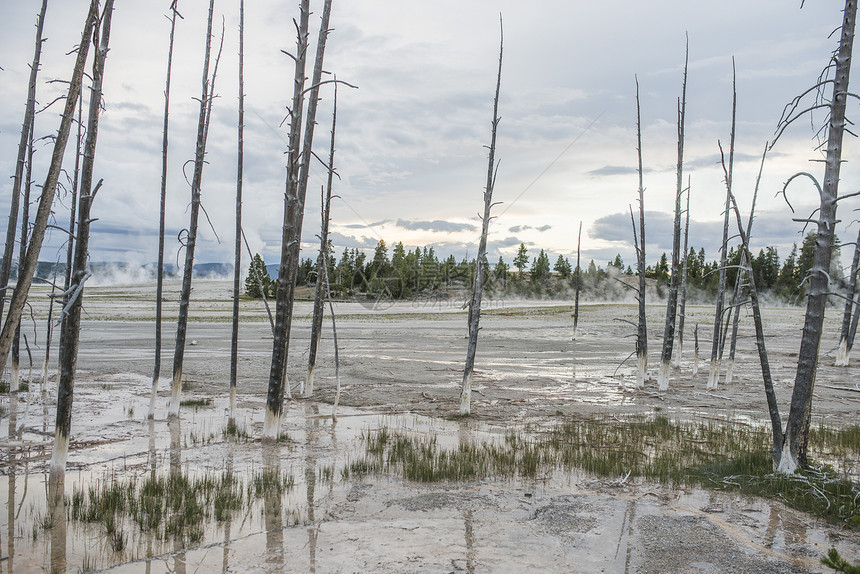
[1, 0, 859, 273]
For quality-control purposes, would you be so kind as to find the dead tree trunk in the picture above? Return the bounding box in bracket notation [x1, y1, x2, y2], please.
[657, 38, 688, 392]
[264, 0, 328, 438]
[169, 0, 220, 417]
[0, 0, 48, 326]
[776, 0, 856, 472]
[149, 0, 181, 419]
[12, 112, 36, 391]
[0, 0, 99, 374]
[229, 0, 244, 425]
[836, 223, 860, 365]
[692, 323, 699, 375]
[50, 0, 114, 484]
[633, 76, 647, 388]
[725, 144, 768, 384]
[572, 221, 582, 340]
[307, 82, 339, 398]
[726, 182, 783, 466]
[460, 16, 503, 417]
[708, 65, 736, 391]
[674, 180, 690, 368]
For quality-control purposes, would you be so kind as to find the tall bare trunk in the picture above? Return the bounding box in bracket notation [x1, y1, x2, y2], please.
[657, 38, 688, 391]
[0, 0, 99, 375]
[149, 0, 181, 419]
[0, 0, 48, 325]
[460, 17, 503, 417]
[229, 0, 245, 424]
[264, 0, 331, 438]
[779, 0, 856, 473]
[633, 76, 647, 389]
[307, 82, 338, 398]
[708, 64, 736, 391]
[12, 112, 36, 391]
[169, 0, 219, 417]
[836, 223, 860, 366]
[50, 0, 114, 484]
[572, 221, 582, 340]
[674, 181, 690, 368]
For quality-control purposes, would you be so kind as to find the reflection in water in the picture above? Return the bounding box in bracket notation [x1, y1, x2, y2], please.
[463, 508, 475, 573]
[262, 442, 284, 569]
[6, 446, 16, 573]
[144, 419, 157, 574]
[222, 444, 234, 574]
[48, 479, 66, 574]
[169, 417, 186, 574]
[305, 403, 320, 573]
[612, 499, 637, 573]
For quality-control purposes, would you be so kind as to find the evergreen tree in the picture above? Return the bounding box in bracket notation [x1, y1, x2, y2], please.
[245, 253, 271, 298]
[513, 243, 529, 276]
[553, 254, 572, 278]
[530, 249, 551, 283]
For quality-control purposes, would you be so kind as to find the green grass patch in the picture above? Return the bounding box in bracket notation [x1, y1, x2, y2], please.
[350, 414, 860, 527]
[179, 397, 212, 408]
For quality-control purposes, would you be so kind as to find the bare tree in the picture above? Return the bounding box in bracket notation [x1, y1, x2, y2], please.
[50, 0, 114, 484]
[674, 181, 690, 369]
[772, 0, 856, 472]
[708, 64, 736, 391]
[835, 222, 860, 365]
[725, 143, 768, 384]
[307, 81, 339, 398]
[12, 112, 36, 391]
[460, 16, 503, 417]
[572, 221, 582, 340]
[0, 0, 99, 375]
[657, 37, 688, 391]
[0, 0, 48, 325]
[632, 76, 647, 388]
[168, 0, 221, 417]
[229, 0, 244, 425]
[149, 0, 182, 419]
[264, 0, 332, 438]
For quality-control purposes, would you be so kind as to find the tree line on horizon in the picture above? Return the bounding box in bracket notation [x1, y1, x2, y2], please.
[245, 230, 843, 305]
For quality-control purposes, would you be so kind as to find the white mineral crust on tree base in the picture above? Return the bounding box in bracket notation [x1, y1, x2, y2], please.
[657, 361, 670, 391]
[49, 432, 69, 484]
[835, 339, 850, 367]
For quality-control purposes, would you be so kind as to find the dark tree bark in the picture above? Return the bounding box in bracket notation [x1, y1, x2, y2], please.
[149, 0, 181, 419]
[658, 38, 688, 391]
[778, 0, 856, 472]
[674, 181, 690, 369]
[633, 76, 647, 388]
[169, 0, 220, 417]
[50, 0, 114, 484]
[709, 65, 736, 391]
[460, 16, 503, 416]
[573, 221, 582, 340]
[264, 0, 331, 438]
[307, 82, 339, 398]
[0, 0, 99, 377]
[0, 0, 47, 326]
[12, 111, 36, 391]
[229, 0, 244, 424]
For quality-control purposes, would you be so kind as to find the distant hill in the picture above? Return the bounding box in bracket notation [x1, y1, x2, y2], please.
[1, 259, 239, 285]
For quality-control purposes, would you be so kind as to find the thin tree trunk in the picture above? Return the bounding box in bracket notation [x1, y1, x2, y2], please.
[572, 221, 582, 340]
[322, 249, 341, 422]
[264, 0, 329, 439]
[307, 82, 338, 398]
[49, 0, 114, 484]
[836, 223, 860, 366]
[229, 0, 244, 424]
[726, 176, 783, 467]
[708, 63, 736, 391]
[674, 180, 690, 368]
[657, 38, 688, 391]
[0, 0, 48, 326]
[149, 0, 181, 420]
[692, 323, 699, 376]
[0, 0, 99, 375]
[780, 0, 856, 473]
[727, 145, 768, 388]
[633, 76, 647, 389]
[12, 112, 36, 392]
[460, 16, 503, 417]
[42, 265, 58, 389]
[169, 0, 219, 417]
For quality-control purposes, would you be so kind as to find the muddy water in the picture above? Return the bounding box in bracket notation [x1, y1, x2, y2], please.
[1, 380, 858, 573]
[2, 281, 860, 571]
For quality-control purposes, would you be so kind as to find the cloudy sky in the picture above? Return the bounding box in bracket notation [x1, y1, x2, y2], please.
[1, 0, 859, 274]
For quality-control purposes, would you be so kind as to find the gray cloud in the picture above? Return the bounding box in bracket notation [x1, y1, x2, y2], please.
[396, 218, 477, 233]
[508, 224, 552, 233]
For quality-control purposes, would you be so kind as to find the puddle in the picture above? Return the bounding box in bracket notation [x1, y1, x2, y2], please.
[1, 380, 858, 573]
